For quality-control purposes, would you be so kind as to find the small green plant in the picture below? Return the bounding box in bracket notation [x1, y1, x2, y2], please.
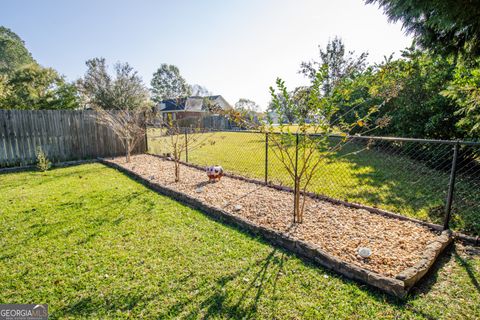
[35, 146, 51, 172]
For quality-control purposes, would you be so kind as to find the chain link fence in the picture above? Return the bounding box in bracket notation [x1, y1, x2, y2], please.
[146, 127, 480, 236]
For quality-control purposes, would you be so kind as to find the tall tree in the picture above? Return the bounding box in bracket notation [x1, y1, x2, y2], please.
[0, 63, 79, 110]
[150, 64, 191, 103]
[77, 58, 152, 162]
[300, 37, 368, 96]
[77, 58, 150, 110]
[267, 92, 295, 123]
[366, 0, 480, 58]
[0, 26, 36, 74]
[235, 98, 259, 112]
[190, 84, 212, 97]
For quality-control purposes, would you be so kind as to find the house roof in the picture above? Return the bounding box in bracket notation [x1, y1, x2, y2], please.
[157, 95, 231, 112]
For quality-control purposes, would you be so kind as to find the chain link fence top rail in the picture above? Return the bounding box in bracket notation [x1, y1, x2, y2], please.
[146, 127, 480, 236]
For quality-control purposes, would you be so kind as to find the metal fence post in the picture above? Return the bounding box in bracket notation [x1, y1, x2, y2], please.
[443, 141, 459, 230]
[184, 128, 188, 163]
[294, 133, 299, 223]
[265, 132, 269, 184]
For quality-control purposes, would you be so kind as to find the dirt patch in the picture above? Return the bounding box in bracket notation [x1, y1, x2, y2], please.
[108, 154, 438, 277]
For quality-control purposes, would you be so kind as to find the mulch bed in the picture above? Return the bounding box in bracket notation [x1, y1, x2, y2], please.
[108, 154, 439, 278]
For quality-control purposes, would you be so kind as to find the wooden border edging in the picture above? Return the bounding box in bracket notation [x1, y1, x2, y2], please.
[147, 153, 479, 246]
[99, 158, 455, 298]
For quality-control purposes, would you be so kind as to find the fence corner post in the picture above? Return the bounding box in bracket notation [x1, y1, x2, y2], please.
[443, 141, 459, 230]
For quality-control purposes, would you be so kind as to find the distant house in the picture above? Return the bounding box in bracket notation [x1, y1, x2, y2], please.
[155, 95, 232, 121]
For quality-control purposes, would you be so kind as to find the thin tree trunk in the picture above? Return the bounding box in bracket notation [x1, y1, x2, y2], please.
[174, 161, 180, 182]
[294, 178, 302, 223]
[125, 138, 131, 163]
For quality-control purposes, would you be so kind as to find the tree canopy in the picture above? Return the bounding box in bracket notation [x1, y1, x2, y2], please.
[0, 63, 79, 110]
[0, 26, 79, 110]
[150, 64, 191, 103]
[300, 37, 368, 96]
[0, 26, 36, 74]
[366, 0, 480, 58]
[235, 98, 259, 112]
[190, 84, 212, 97]
[77, 57, 151, 111]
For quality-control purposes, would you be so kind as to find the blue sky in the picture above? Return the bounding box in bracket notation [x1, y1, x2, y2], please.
[1, 0, 412, 109]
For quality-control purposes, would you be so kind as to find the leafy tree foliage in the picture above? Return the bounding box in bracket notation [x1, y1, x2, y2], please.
[375, 49, 460, 139]
[0, 26, 36, 74]
[0, 63, 79, 110]
[0, 75, 10, 100]
[366, 0, 480, 58]
[442, 60, 480, 136]
[190, 84, 212, 97]
[313, 45, 475, 140]
[77, 58, 152, 162]
[0, 26, 79, 110]
[77, 58, 151, 110]
[235, 98, 259, 112]
[300, 37, 368, 96]
[267, 92, 295, 123]
[333, 48, 461, 139]
[151, 64, 191, 102]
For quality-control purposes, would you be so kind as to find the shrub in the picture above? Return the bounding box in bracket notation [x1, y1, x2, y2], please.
[35, 146, 51, 172]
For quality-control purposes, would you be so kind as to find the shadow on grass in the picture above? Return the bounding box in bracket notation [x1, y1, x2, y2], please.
[318, 145, 479, 234]
[454, 247, 480, 294]
[50, 241, 459, 320]
[50, 164, 471, 319]
[158, 249, 285, 319]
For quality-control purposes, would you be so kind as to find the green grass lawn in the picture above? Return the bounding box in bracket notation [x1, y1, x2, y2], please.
[1, 164, 479, 319]
[147, 130, 480, 235]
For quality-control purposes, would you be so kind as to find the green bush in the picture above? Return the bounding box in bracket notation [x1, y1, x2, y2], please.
[35, 146, 51, 172]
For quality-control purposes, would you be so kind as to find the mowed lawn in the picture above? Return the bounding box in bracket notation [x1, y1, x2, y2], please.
[1, 164, 479, 319]
[148, 130, 480, 235]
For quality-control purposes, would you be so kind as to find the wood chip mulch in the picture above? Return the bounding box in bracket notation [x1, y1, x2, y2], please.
[108, 154, 439, 277]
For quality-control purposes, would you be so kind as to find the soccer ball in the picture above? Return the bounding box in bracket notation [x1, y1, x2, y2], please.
[206, 165, 224, 182]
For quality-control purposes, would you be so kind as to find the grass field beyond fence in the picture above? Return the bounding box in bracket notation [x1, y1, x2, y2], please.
[147, 129, 480, 235]
[1, 164, 479, 319]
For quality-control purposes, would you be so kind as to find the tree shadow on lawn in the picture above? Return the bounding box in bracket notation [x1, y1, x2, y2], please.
[147, 202, 473, 319]
[453, 245, 480, 294]
[51, 245, 458, 319]
[48, 167, 472, 319]
[51, 292, 158, 319]
[157, 249, 285, 319]
[338, 157, 479, 234]
[316, 147, 480, 232]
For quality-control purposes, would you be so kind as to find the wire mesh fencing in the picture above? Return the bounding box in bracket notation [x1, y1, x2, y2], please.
[146, 127, 480, 236]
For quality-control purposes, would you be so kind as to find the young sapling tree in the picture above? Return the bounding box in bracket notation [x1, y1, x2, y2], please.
[265, 66, 389, 223]
[159, 112, 215, 182]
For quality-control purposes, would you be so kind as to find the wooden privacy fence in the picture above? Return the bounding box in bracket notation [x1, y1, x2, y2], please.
[0, 109, 146, 167]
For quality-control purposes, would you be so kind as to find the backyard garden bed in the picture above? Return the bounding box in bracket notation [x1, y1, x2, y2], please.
[103, 154, 452, 297]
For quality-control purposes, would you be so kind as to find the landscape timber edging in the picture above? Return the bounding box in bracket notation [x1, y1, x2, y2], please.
[147, 153, 479, 246]
[100, 157, 452, 298]
[396, 230, 452, 288]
